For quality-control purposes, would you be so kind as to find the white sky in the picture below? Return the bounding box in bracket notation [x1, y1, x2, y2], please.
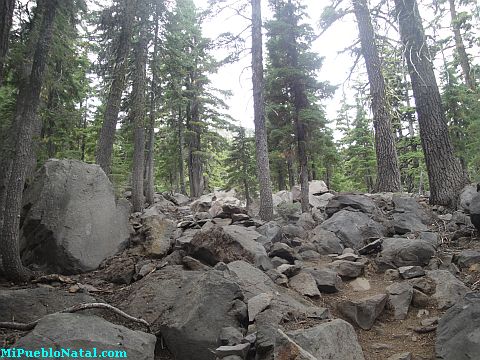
[193, 0, 359, 130]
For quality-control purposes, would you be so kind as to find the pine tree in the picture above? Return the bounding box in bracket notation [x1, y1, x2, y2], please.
[225, 127, 258, 208]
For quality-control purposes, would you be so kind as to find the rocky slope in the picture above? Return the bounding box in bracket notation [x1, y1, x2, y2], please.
[1, 173, 480, 360]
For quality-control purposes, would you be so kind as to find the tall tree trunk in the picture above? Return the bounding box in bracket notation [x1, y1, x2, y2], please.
[131, 0, 148, 213]
[394, 0, 469, 207]
[0, 0, 59, 282]
[287, 152, 295, 189]
[187, 94, 203, 198]
[177, 107, 186, 195]
[145, 11, 160, 206]
[285, 0, 309, 213]
[352, 0, 402, 192]
[251, 0, 274, 221]
[95, 0, 136, 174]
[448, 0, 475, 90]
[0, 0, 14, 86]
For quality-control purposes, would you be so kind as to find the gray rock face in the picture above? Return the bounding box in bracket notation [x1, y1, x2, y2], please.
[188, 225, 268, 268]
[398, 266, 425, 279]
[309, 228, 344, 255]
[328, 260, 364, 279]
[459, 184, 478, 212]
[289, 272, 321, 298]
[248, 293, 274, 322]
[325, 194, 378, 216]
[436, 293, 480, 360]
[20, 159, 131, 274]
[426, 270, 471, 310]
[453, 250, 480, 269]
[386, 282, 413, 320]
[15, 313, 156, 360]
[121, 266, 245, 360]
[305, 268, 343, 293]
[320, 210, 387, 250]
[0, 287, 96, 323]
[377, 238, 436, 270]
[279, 320, 365, 360]
[269, 243, 298, 263]
[143, 216, 176, 257]
[391, 195, 433, 235]
[392, 213, 428, 235]
[337, 294, 388, 330]
[257, 221, 283, 244]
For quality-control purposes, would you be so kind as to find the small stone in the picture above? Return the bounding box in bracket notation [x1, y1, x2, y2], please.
[335, 253, 360, 262]
[387, 352, 412, 360]
[386, 282, 413, 320]
[218, 327, 244, 346]
[349, 277, 371, 291]
[384, 269, 400, 281]
[337, 293, 388, 330]
[248, 293, 274, 322]
[276, 264, 301, 278]
[416, 309, 430, 318]
[232, 213, 250, 222]
[269, 243, 298, 263]
[399, 266, 425, 279]
[212, 218, 232, 226]
[214, 343, 250, 358]
[358, 239, 383, 255]
[343, 248, 355, 254]
[420, 317, 438, 327]
[412, 289, 430, 308]
[289, 272, 321, 298]
[328, 260, 364, 279]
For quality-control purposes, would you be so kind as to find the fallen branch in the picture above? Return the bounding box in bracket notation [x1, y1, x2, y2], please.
[0, 303, 150, 332]
[413, 325, 437, 334]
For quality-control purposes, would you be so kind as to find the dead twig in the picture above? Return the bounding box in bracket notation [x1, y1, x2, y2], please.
[0, 303, 150, 332]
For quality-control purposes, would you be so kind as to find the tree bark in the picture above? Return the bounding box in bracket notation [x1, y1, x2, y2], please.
[131, 0, 148, 213]
[95, 0, 137, 174]
[177, 106, 186, 195]
[285, 0, 309, 213]
[187, 92, 203, 198]
[251, 0, 274, 221]
[0, 0, 14, 86]
[352, 0, 402, 193]
[145, 10, 160, 206]
[448, 0, 475, 90]
[394, 0, 469, 207]
[0, 0, 59, 282]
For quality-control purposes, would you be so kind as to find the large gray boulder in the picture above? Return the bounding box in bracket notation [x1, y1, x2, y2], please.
[0, 287, 97, 323]
[436, 293, 480, 360]
[426, 270, 471, 310]
[309, 228, 344, 255]
[20, 159, 131, 274]
[121, 266, 246, 360]
[459, 184, 478, 212]
[15, 313, 156, 360]
[337, 294, 388, 330]
[376, 238, 436, 270]
[320, 210, 387, 250]
[391, 195, 432, 235]
[187, 225, 269, 268]
[325, 194, 378, 216]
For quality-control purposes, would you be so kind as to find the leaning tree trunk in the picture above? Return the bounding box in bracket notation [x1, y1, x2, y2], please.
[0, 0, 14, 86]
[352, 0, 402, 193]
[131, 0, 148, 213]
[394, 0, 469, 207]
[251, 0, 274, 221]
[95, 0, 136, 174]
[448, 0, 475, 90]
[0, 0, 59, 282]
